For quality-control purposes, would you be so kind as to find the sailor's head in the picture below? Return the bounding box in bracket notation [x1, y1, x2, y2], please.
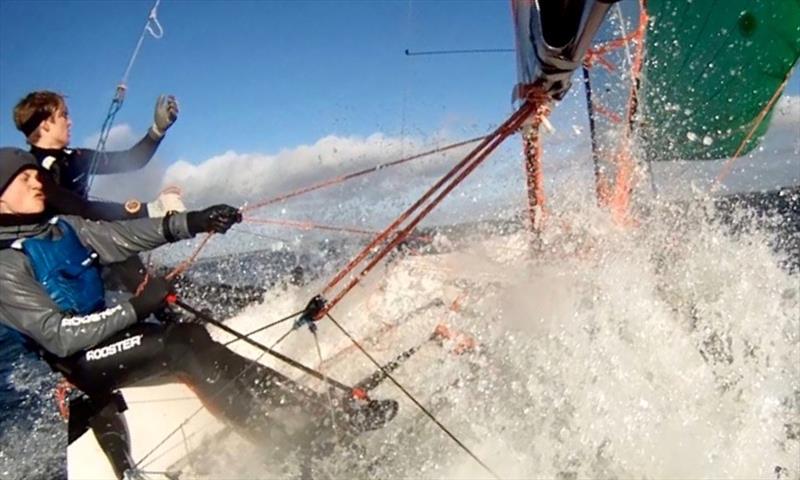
[13, 91, 71, 147]
[0, 148, 45, 215]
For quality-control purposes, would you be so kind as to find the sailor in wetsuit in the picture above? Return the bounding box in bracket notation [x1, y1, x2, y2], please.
[12, 90, 184, 295]
[13, 90, 183, 220]
[0, 148, 397, 479]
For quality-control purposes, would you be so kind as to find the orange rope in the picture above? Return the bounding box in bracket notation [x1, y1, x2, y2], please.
[160, 138, 485, 280]
[592, 101, 623, 124]
[244, 217, 380, 237]
[584, 50, 616, 72]
[602, 1, 648, 226]
[584, 5, 648, 72]
[166, 233, 214, 280]
[54, 379, 74, 421]
[241, 136, 485, 214]
[522, 100, 552, 231]
[713, 71, 794, 189]
[317, 99, 540, 320]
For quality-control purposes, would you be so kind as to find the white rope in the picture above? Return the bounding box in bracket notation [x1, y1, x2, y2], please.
[120, 0, 164, 88]
[87, 0, 165, 190]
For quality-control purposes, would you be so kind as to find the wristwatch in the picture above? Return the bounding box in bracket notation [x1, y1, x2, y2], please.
[124, 199, 142, 215]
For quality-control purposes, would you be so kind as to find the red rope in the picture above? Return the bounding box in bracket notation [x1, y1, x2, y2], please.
[592, 101, 623, 124]
[244, 217, 380, 237]
[242, 136, 486, 214]
[54, 379, 73, 421]
[166, 233, 214, 280]
[160, 137, 486, 280]
[315, 99, 540, 320]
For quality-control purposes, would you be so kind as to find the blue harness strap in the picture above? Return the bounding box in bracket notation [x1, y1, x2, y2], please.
[17, 218, 106, 316]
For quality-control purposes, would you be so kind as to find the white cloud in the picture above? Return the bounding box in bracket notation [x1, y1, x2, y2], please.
[81, 123, 137, 151]
[82, 94, 797, 228]
[81, 123, 168, 202]
[161, 132, 503, 225]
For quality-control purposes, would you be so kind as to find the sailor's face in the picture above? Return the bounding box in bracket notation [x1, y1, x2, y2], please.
[44, 107, 71, 147]
[0, 168, 45, 215]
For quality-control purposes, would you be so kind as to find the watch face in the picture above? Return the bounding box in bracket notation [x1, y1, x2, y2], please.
[124, 199, 142, 214]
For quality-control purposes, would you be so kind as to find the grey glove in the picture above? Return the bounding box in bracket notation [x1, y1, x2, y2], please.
[150, 94, 179, 138]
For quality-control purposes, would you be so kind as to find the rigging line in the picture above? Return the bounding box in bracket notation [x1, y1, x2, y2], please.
[612, 2, 635, 101]
[166, 233, 214, 280]
[320, 108, 530, 298]
[244, 217, 380, 237]
[167, 138, 483, 277]
[325, 312, 502, 480]
[581, 66, 605, 205]
[268, 324, 298, 350]
[179, 424, 193, 473]
[713, 67, 794, 190]
[242, 136, 486, 213]
[615, 1, 658, 196]
[222, 309, 304, 347]
[87, 0, 164, 189]
[312, 330, 340, 439]
[321, 115, 527, 312]
[173, 299, 355, 393]
[318, 101, 537, 315]
[400, 0, 414, 161]
[134, 308, 305, 469]
[405, 48, 514, 56]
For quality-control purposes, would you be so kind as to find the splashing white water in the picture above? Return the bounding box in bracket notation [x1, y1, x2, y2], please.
[167, 193, 799, 480]
[4, 170, 797, 480]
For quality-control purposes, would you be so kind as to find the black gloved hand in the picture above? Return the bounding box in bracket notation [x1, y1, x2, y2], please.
[129, 276, 173, 320]
[186, 204, 242, 235]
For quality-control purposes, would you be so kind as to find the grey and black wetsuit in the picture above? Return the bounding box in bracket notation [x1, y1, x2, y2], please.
[0, 213, 332, 478]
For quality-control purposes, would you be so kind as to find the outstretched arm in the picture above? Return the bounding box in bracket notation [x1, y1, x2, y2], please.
[65, 214, 192, 265]
[65, 204, 242, 265]
[75, 131, 161, 175]
[76, 94, 179, 175]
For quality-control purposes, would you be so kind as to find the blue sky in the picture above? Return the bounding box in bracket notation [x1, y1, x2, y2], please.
[1, 0, 798, 213]
[0, 0, 518, 162]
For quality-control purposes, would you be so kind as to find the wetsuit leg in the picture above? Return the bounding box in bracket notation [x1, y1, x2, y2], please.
[61, 322, 330, 445]
[87, 398, 133, 479]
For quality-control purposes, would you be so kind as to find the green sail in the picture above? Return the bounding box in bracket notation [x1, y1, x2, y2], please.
[639, 0, 800, 161]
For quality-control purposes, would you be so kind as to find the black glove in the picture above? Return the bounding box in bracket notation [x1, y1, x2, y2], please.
[187, 204, 242, 235]
[129, 276, 172, 320]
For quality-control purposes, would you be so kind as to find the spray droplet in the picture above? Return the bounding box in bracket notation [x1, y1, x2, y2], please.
[702, 136, 713, 146]
[687, 132, 698, 142]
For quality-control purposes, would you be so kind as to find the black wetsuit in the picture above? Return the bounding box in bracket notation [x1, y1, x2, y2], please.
[30, 139, 160, 325]
[52, 321, 332, 478]
[30, 132, 160, 206]
[27, 138, 162, 476]
[30, 136, 164, 308]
